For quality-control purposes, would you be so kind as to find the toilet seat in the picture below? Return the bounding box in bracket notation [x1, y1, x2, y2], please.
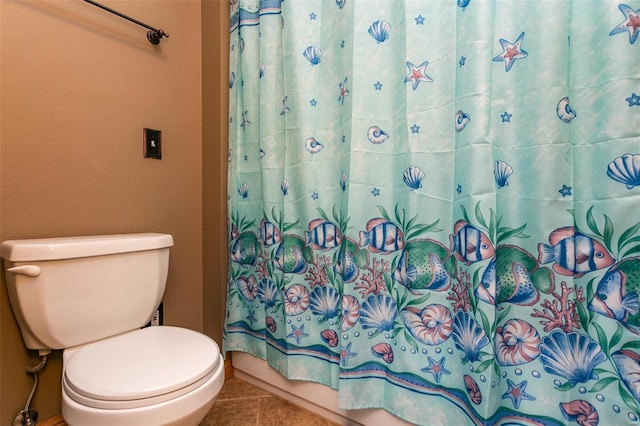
[63, 326, 220, 410]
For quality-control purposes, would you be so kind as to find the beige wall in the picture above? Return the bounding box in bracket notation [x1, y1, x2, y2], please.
[0, 0, 228, 422]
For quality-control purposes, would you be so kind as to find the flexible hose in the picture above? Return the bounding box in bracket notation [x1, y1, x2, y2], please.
[24, 356, 47, 414]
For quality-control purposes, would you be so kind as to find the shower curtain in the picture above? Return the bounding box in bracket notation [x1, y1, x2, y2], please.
[223, 0, 640, 424]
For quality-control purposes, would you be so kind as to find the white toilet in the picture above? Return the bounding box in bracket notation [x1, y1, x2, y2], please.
[1, 233, 224, 426]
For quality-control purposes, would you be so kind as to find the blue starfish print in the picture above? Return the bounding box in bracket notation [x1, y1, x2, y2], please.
[501, 112, 512, 122]
[309, 12, 317, 20]
[410, 124, 421, 133]
[421, 356, 451, 383]
[502, 379, 535, 409]
[246, 310, 257, 326]
[415, 15, 425, 25]
[559, 185, 572, 197]
[338, 77, 350, 105]
[311, 192, 319, 200]
[243, 155, 248, 161]
[609, 4, 640, 44]
[310, 99, 317, 107]
[371, 188, 380, 197]
[340, 342, 357, 367]
[404, 61, 433, 90]
[492, 32, 528, 72]
[241, 110, 251, 127]
[342, 135, 346, 143]
[456, 184, 463, 194]
[287, 324, 309, 345]
[340, 40, 345, 49]
[626, 93, 640, 107]
[374, 81, 383, 90]
[459, 56, 466, 67]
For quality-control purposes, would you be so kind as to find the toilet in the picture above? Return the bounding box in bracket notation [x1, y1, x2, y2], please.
[1, 233, 224, 426]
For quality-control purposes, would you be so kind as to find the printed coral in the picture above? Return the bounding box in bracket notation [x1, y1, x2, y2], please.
[354, 257, 389, 298]
[304, 254, 330, 288]
[531, 281, 584, 333]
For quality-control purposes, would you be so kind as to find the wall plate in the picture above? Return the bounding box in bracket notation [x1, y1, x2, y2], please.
[143, 128, 162, 159]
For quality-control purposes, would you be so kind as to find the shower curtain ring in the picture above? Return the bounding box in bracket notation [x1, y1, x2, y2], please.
[147, 29, 169, 45]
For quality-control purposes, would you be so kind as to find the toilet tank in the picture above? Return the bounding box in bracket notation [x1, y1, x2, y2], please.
[0, 233, 173, 351]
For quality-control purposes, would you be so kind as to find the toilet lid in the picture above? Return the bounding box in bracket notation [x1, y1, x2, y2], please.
[64, 326, 220, 404]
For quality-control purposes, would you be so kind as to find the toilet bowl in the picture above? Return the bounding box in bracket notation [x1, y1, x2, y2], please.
[0, 233, 223, 426]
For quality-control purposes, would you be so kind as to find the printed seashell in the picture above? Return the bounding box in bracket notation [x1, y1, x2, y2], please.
[265, 316, 277, 333]
[259, 62, 266, 79]
[494, 319, 540, 366]
[236, 275, 258, 301]
[303, 45, 322, 65]
[305, 137, 324, 154]
[309, 286, 341, 321]
[320, 329, 339, 347]
[237, 182, 250, 199]
[259, 148, 265, 159]
[493, 160, 513, 188]
[457, 0, 471, 9]
[281, 179, 290, 195]
[368, 20, 390, 43]
[559, 400, 599, 426]
[403, 165, 425, 191]
[464, 375, 482, 404]
[611, 349, 640, 402]
[340, 171, 347, 191]
[455, 110, 471, 132]
[452, 311, 490, 363]
[258, 277, 279, 308]
[229, 71, 236, 89]
[283, 283, 310, 316]
[371, 343, 394, 364]
[280, 96, 291, 115]
[359, 293, 398, 333]
[556, 97, 577, 123]
[240, 38, 245, 53]
[367, 126, 389, 144]
[228, 148, 233, 163]
[335, 0, 346, 9]
[607, 153, 640, 189]
[341, 294, 360, 332]
[539, 331, 606, 387]
[401, 304, 453, 345]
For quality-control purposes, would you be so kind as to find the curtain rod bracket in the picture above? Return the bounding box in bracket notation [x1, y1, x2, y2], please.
[83, 0, 169, 45]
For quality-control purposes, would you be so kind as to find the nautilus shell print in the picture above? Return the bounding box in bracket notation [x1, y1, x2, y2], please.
[607, 153, 640, 189]
[556, 97, 577, 123]
[455, 110, 471, 132]
[464, 375, 482, 405]
[320, 329, 339, 347]
[559, 400, 599, 426]
[493, 319, 540, 366]
[367, 125, 389, 144]
[305, 137, 324, 154]
[401, 304, 453, 345]
[236, 275, 258, 301]
[371, 343, 394, 364]
[283, 283, 310, 316]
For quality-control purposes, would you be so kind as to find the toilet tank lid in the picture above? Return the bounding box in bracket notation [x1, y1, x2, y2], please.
[0, 233, 174, 261]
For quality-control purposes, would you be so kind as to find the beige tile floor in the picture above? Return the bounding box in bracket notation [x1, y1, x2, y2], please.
[200, 377, 339, 426]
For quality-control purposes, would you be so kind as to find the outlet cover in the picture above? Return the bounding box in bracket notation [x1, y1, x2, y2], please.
[143, 128, 161, 159]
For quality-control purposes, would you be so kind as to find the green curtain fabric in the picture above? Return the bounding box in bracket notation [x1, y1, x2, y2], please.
[224, 1, 640, 424]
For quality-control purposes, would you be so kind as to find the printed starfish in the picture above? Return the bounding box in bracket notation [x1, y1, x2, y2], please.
[492, 32, 528, 72]
[502, 379, 535, 409]
[287, 324, 309, 345]
[609, 4, 640, 44]
[340, 342, 357, 367]
[421, 356, 451, 383]
[404, 61, 433, 90]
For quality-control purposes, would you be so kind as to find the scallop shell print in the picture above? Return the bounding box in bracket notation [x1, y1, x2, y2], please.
[455, 110, 471, 132]
[303, 45, 322, 65]
[305, 137, 324, 154]
[539, 331, 606, 387]
[403, 166, 425, 191]
[493, 160, 513, 188]
[452, 311, 490, 363]
[238, 183, 250, 199]
[339, 172, 347, 191]
[493, 318, 540, 366]
[258, 277, 279, 308]
[556, 97, 577, 123]
[281, 179, 290, 195]
[607, 153, 640, 189]
[401, 304, 453, 345]
[309, 285, 341, 321]
[368, 20, 390, 43]
[283, 283, 310, 316]
[367, 126, 389, 144]
[359, 293, 398, 333]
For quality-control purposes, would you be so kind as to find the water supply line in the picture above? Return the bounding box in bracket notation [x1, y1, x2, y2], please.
[13, 351, 49, 426]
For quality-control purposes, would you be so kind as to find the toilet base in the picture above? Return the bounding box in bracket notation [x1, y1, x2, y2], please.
[62, 354, 224, 426]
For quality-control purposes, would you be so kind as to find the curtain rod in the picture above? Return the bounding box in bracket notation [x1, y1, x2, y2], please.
[83, 0, 169, 45]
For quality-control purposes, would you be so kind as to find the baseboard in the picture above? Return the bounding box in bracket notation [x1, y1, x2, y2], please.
[224, 358, 234, 379]
[38, 415, 66, 426]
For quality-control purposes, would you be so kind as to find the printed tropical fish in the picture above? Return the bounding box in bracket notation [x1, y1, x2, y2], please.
[537, 227, 615, 278]
[476, 245, 554, 306]
[449, 220, 495, 265]
[229, 221, 239, 240]
[611, 349, 640, 402]
[359, 218, 405, 254]
[305, 219, 342, 250]
[588, 257, 640, 334]
[334, 238, 367, 283]
[391, 239, 454, 293]
[273, 235, 309, 274]
[230, 231, 259, 266]
[259, 219, 282, 247]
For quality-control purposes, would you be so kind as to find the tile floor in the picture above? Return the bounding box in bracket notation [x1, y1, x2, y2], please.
[200, 377, 339, 426]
